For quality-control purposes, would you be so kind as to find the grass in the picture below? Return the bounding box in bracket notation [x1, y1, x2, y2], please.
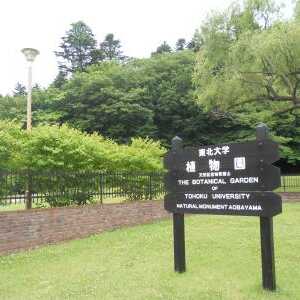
[0, 202, 47, 211]
[276, 187, 300, 192]
[0, 203, 299, 300]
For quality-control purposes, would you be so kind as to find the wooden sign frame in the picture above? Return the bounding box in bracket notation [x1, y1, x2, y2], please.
[164, 123, 281, 291]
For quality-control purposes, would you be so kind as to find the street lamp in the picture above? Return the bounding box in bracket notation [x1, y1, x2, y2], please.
[21, 48, 39, 131]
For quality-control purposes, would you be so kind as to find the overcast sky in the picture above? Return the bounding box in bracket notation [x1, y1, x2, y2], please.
[0, 0, 294, 95]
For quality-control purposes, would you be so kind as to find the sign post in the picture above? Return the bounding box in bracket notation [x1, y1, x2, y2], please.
[256, 124, 276, 290]
[164, 123, 281, 290]
[171, 136, 186, 273]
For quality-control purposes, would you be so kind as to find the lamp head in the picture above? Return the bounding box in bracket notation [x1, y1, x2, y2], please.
[21, 48, 40, 62]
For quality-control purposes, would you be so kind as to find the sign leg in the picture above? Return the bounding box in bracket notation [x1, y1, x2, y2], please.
[173, 213, 186, 273]
[260, 217, 276, 290]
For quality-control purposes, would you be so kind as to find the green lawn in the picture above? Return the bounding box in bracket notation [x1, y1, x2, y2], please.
[0, 202, 43, 211]
[0, 203, 299, 300]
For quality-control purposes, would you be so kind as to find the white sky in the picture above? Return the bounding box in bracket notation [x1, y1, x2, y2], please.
[0, 0, 294, 95]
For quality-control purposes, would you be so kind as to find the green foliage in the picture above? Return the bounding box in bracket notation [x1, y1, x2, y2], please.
[193, 0, 300, 164]
[152, 41, 172, 55]
[0, 50, 248, 150]
[126, 51, 237, 146]
[56, 62, 156, 142]
[51, 71, 67, 89]
[187, 29, 203, 51]
[54, 50, 227, 146]
[0, 123, 165, 205]
[0, 122, 165, 173]
[117, 138, 165, 173]
[13, 82, 26, 96]
[51, 192, 93, 206]
[175, 38, 186, 51]
[55, 21, 97, 74]
[295, 0, 300, 21]
[0, 121, 24, 170]
[1, 11, 299, 167]
[99, 33, 124, 61]
[0, 95, 26, 123]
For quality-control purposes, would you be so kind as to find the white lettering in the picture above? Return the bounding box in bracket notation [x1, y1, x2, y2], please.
[184, 193, 208, 200]
[212, 193, 251, 200]
[229, 177, 259, 184]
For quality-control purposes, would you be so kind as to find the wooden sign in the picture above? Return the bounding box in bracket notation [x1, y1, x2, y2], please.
[165, 191, 282, 217]
[164, 140, 281, 194]
[164, 123, 282, 291]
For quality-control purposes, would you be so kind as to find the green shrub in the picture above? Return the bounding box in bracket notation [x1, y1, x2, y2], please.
[0, 123, 166, 205]
[0, 121, 24, 171]
[44, 192, 94, 207]
[18, 125, 165, 173]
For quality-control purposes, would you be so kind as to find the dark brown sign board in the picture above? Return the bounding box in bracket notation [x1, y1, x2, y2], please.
[164, 123, 282, 291]
[165, 192, 282, 217]
[164, 166, 281, 192]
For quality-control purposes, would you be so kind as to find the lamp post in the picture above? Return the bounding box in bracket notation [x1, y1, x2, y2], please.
[21, 48, 39, 132]
[21, 48, 39, 210]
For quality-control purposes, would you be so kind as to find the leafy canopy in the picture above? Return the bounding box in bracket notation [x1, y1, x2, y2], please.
[55, 21, 97, 74]
[193, 0, 300, 164]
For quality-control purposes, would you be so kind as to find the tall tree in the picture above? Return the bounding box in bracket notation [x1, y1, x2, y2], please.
[13, 82, 26, 96]
[193, 0, 300, 164]
[55, 50, 238, 146]
[152, 41, 172, 55]
[194, 3, 300, 114]
[295, 0, 300, 21]
[175, 38, 186, 51]
[99, 33, 124, 61]
[52, 71, 67, 88]
[187, 29, 202, 51]
[55, 21, 97, 74]
[0, 95, 26, 123]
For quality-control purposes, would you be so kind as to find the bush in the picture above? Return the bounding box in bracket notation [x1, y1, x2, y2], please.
[44, 192, 94, 207]
[0, 123, 166, 205]
[0, 121, 24, 171]
[0, 122, 165, 174]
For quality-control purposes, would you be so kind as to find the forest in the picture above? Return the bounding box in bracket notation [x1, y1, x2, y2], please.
[1, 0, 300, 172]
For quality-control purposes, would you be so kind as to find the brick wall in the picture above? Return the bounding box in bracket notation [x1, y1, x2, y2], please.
[1, 194, 298, 256]
[0, 201, 170, 255]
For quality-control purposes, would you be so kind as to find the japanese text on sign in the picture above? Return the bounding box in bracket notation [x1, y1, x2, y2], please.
[199, 145, 230, 157]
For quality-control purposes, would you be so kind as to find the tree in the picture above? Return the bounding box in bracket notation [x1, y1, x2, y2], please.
[52, 50, 235, 145]
[0, 121, 24, 171]
[90, 48, 106, 64]
[13, 82, 26, 96]
[99, 33, 124, 61]
[244, 0, 281, 29]
[152, 41, 172, 55]
[194, 21, 300, 114]
[131, 50, 239, 146]
[0, 95, 26, 123]
[175, 38, 186, 51]
[52, 71, 67, 89]
[295, 0, 300, 21]
[193, 0, 300, 164]
[55, 21, 97, 74]
[56, 62, 156, 142]
[187, 29, 202, 51]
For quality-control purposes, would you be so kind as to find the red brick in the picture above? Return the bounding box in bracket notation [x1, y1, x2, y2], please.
[0, 201, 170, 255]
